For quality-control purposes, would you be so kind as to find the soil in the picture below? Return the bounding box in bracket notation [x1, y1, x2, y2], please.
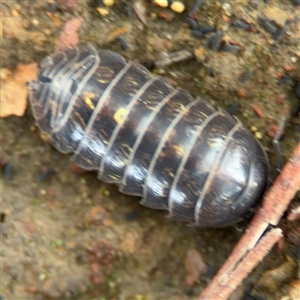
[1, 1, 300, 300]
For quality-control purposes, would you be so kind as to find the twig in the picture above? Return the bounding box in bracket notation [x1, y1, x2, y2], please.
[198, 142, 300, 300]
[272, 116, 286, 172]
[155, 50, 193, 69]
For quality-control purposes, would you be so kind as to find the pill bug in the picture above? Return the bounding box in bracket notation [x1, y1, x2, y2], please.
[28, 45, 268, 227]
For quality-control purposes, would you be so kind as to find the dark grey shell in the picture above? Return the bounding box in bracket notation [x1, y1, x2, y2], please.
[28, 45, 268, 227]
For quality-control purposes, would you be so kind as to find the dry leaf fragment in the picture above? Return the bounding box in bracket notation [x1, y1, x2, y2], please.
[56, 17, 83, 50]
[184, 248, 208, 286]
[1, 63, 38, 118]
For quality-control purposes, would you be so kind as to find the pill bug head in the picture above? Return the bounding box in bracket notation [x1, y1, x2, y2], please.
[28, 46, 97, 135]
[28, 53, 58, 133]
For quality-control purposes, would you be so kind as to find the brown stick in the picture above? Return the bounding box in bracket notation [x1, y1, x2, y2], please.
[198, 142, 300, 300]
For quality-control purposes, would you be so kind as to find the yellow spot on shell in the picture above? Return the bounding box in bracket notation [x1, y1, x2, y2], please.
[114, 108, 128, 124]
[207, 137, 223, 149]
[98, 78, 110, 84]
[121, 144, 132, 153]
[173, 144, 184, 156]
[178, 103, 185, 111]
[84, 93, 95, 110]
[168, 171, 175, 178]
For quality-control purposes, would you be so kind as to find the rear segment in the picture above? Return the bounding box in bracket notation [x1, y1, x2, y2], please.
[28, 45, 268, 227]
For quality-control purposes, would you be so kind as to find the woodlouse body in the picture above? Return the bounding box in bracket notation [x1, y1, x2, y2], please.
[28, 45, 268, 227]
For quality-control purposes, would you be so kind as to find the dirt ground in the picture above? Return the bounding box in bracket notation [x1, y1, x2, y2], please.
[1, 1, 300, 300]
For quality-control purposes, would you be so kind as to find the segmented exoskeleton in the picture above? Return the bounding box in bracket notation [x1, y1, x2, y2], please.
[28, 45, 268, 227]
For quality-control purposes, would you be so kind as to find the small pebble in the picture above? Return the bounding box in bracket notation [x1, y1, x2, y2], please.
[222, 3, 231, 16]
[101, 188, 110, 197]
[186, 17, 198, 29]
[170, 1, 185, 13]
[237, 88, 246, 98]
[252, 104, 263, 117]
[158, 11, 174, 21]
[154, 0, 168, 8]
[103, 0, 114, 6]
[233, 20, 251, 30]
[188, 0, 204, 16]
[39, 168, 54, 182]
[222, 25, 229, 31]
[250, 126, 258, 132]
[44, 29, 52, 35]
[221, 44, 241, 53]
[265, 124, 280, 139]
[273, 28, 286, 40]
[125, 210, 139, 221]
[222, 15, 229, 23]
[191, 30, 204, 38]
[205, 66, 214, 76]
[278, 73, 292, 85]
[239, 69, 252, 83]
[275, 94, 285, 104]
[291, 56, 297, 63]
[119, 36, 129, 51]
[0, 213, 6, 224]
[39, 273, 47, 281]
[211, 31, 222, 52]
[11, 9, 18, 16]
[258, 17, 277, 34]
[194, 47, 205, 62]
[31, 18, 39, 26]
[4, 162, 13, 179]
[227, 102, 240, 115]
[198, 26, 216, 34]
[48, 3, 58, 13]
[183, 286, 194, 296]
[289, 0, 300, 6]
[254, 131, 262, 139]
[125, 3, 132, 16]
[96, 7, 109, 16]
[27, 286, 37, 294]
[69, 163, 88, 175]
[203, 264, 215, 282]
[296, 83, 300, 98]
[85, 206, 113, 226]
